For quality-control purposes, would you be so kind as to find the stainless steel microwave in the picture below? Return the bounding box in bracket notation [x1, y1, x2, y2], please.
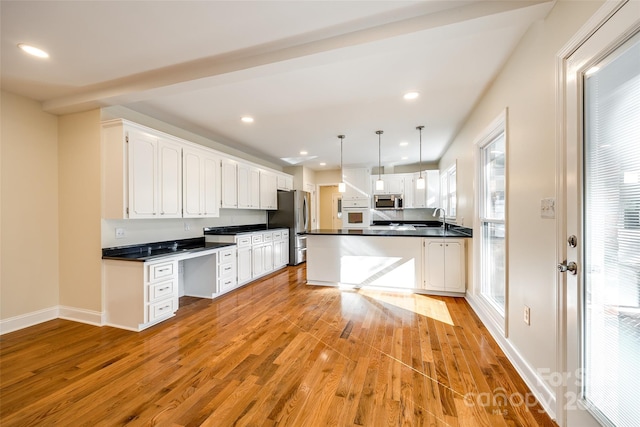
[374, 194, 403, 210]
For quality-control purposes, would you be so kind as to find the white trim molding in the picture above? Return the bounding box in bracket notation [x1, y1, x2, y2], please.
[0, 307, 59, 335]
[472, 108, 509, 337]
[0, 306, 105, 335]
[58, 306, 105, 327]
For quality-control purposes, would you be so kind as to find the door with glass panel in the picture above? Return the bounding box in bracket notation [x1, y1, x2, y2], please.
[563, 2, 640, 426]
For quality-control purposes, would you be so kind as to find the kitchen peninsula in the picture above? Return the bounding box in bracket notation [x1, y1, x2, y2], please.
[306, 224, 472, 295]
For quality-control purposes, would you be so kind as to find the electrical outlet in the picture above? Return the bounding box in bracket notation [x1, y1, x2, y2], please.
[184, 222, 190, 231]
[115, 228, 125, 239]
[524, 305, 531, 325]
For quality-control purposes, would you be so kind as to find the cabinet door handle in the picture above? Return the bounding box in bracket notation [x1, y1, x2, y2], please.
[157, 267, 171, 273]
[159, 287, 170, 292]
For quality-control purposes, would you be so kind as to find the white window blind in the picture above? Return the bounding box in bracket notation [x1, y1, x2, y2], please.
[583, 35, 640, 427]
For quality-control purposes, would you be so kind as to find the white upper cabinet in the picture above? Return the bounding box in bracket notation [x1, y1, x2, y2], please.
[403, 174, 418, 208]
[102, 120, 182, 219]
[102, 119, 290, 218]
[390, 170, 440, 209]
[343, 167, 371, 200]
[259, 170, 278, 210]
[371, 174, 405, 195]
[220, 158, 238, 209]
[182, 146, 220, 218]
[127, 129, 157, 218]
[157, 138, 183, 217]
[223, 161, 290, 211]
[425, 170, 440, 208]
[276, 173, 293, 191]
[238, 163, 260, 209]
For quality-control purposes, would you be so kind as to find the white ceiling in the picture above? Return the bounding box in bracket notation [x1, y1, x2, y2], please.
[1, 0, 554, 170]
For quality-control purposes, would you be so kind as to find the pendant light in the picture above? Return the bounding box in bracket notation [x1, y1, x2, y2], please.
[338, 135, 346, 193]
[416, 126, 425, 189]
[375, 130, 384, 191]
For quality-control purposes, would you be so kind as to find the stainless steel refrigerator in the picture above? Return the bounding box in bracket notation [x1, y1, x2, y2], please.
[267, 190, 311, 265]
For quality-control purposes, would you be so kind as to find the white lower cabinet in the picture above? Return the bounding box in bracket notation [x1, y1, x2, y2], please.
[182, 247, 238, 298]
[249, 231, 276, 279]
[423, 238, 466, 293]
[217, 247, 237, 294]
[207, 228, 289, 285]
[104, 258, 179, 331]
[104, 245, 242, 331]
[235, 234, 253, 285]
[306, 234, 466, 295]
[272, 230, 289, 268]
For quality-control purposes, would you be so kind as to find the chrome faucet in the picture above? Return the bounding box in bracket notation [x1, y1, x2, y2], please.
[433, 207, 446, 229]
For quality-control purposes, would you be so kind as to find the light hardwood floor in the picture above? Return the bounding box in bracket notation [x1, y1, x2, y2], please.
[0, 265, 557, 426]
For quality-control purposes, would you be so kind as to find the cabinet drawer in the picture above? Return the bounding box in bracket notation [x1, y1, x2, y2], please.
[272, 231, 282, 240]
[149, 261, 176, 282]
[219, 277, 237, 292]
[282, 230, 289, 238]
[236, 235, 252, 247]
[148, 298, 176, 322]
[263, 232, 273, 242]
[218, 262, 236, 279]
[219, 248, 235, 263]
[148, 280, 175, 303]
[251, 234, 263, 244]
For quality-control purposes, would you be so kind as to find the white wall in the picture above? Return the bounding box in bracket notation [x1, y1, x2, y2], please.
[1, 91, 59, 320]
[102, 210, 266, 247]
[58, 109, 103, 313]
[439, 0, 604, 417]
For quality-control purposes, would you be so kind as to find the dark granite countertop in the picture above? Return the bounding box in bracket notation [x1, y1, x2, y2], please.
[203, 223, 282, 235]
[102, 237, 235, 262]
[305, 225, 472, 238]
[371, 220, 443, 227]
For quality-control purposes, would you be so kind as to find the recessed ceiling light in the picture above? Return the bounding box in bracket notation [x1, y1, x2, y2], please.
[403, 92, 419, 100]
[300, 151, 308, 155]
[320, 162, 326, 166]
[399, 141, 409, 147]
[17, 43, 49, 58]
[241, 116, 254, 123]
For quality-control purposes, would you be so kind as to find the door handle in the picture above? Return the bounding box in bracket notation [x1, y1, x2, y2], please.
[558, 261, 578, 275]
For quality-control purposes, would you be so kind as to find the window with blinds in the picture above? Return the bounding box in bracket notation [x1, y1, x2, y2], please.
[583, 33, 640, 427]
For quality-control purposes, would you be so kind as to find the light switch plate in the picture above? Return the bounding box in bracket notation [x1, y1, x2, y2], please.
[541, 198, 555, 219]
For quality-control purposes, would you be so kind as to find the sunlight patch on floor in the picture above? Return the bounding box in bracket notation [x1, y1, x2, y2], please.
[357, 289, 455, 326]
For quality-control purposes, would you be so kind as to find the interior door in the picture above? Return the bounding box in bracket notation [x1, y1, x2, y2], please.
[562, 2, 640, 426]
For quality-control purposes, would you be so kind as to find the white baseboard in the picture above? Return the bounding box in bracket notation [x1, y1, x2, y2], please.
[58, 306, 105, 327]
[0, 307, 59, 335]
[0, 306, 105, 335]
[465, 293, 557, 421]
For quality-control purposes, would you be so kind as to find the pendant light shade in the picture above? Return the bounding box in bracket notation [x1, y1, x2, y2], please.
[338, 135, 346, 193]
[416, 126, 425, 190]
[376, 130, 384, 191]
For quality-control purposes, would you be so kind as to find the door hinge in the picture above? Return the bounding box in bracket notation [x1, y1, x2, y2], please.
[125, 135, 129, 143]
[126, 207, 129, 215]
